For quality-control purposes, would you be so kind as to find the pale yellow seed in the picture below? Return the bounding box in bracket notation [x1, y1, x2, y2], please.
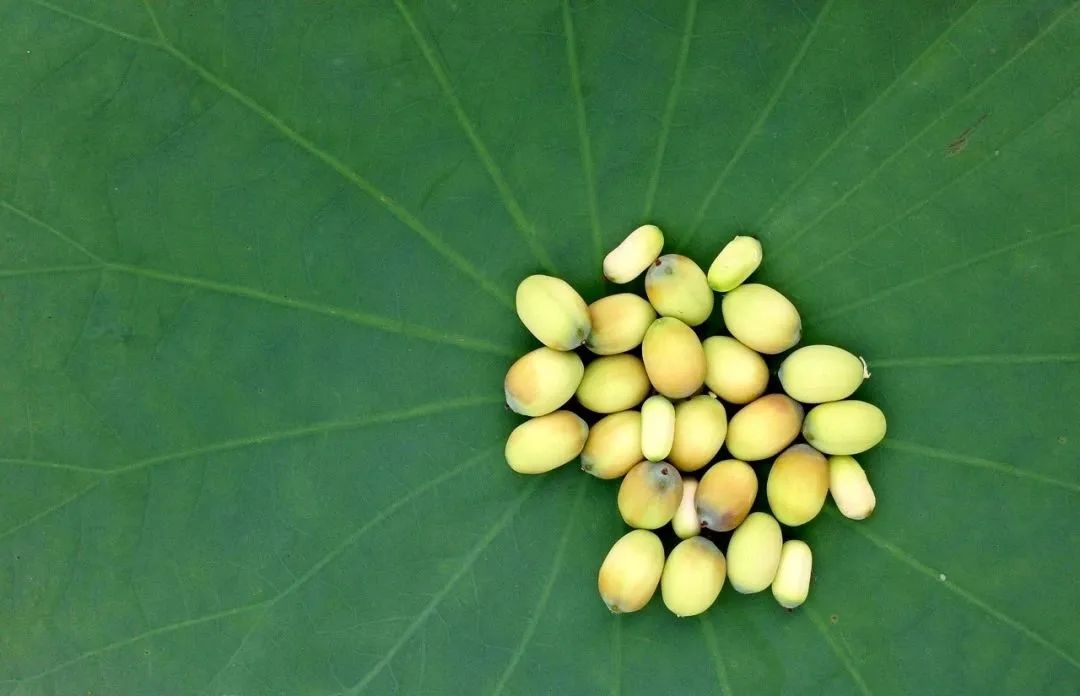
[576, 354, 651, 413]
[598, 529, 665, 613]
[703, 336, 769, 404]
[641, 395, 676, 462]
[604, 224, 665, 284]
[617, 461, 683, 530]
[695, 459, 757, 532]
[726, 512, 782, 594]
[580, 411, 642, 480]
[641, 317, 706, 399]
[668, 395, 727, 473]
[671, 479, 700, 539]
[779, 345, 867, 404]
[505, 411, 588, 474]
[504, 347, 584, 417]
[515, 275, 591, 350]
[828, 455, 876, 520]
[645, 254, 714, 326]
[661, 536, 726, 617]
[585, 293, 657, 355]
[803, 400, 886, 455]
[726, 394, 804, 461]
[771, 540, 812, 609]
[721, 283, 801, 354]
[766, 444, 829, 526]
[707, 236, 762, 292]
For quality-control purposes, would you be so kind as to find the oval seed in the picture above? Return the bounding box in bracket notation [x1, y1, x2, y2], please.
[515, 274, 591, 350]
[771, 540, 812, 609]
[721, 283, 801, 354]
[726, 512, 783, 594]
[668, 395, 727, 473]
[576, 354, 651, 413]
[695, 459, 757, 532]
[661, 537, 726, 617]
[803, 400, 886, 455]
[618, 461, 683, 529]
[604, 224, 664, 284]
[707, 236, 762, 292]
[505, 411, 588, 474]
[645, 254, 714, 326]
[779, 345, 867, 404]
[504, 347, 584, 417]
[725, 394, 804, 461]
[671, 479, 700, 539]
[641, 317, 706, 399]
[598, 529, 665, 613]
[766, 444, 829, 526]
[580, 411, 642, 480]
[641, 395, 676, 462]
[586, 293, 657, 355]
[828, 455, 876, 520]
[703, 335, 770, 404]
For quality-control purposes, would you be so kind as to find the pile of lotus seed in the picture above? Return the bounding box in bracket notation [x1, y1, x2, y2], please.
[503, 224, 884, 617]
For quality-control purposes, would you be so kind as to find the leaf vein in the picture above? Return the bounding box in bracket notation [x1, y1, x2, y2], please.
[642, 0, 699, 219]
[805, 606, 873, 696]
[699, 618, 734, 696]
[772, 2, 1079, 255]
[105, 263, 515, 356]
[836, 512, 1080, 670]
[394, 0, 557, 274]
[491, 478, 587, 696]
[881, 439, 1079, 493]
[343, 479, 539, 694]
[810, 222, 1078, 322]
[756, 0, 985, 226]
[562, 0, 604, 267]
[871, 353, 1080, 368]
[793, 82, 1080, 284]
[685, 0, 836, 244]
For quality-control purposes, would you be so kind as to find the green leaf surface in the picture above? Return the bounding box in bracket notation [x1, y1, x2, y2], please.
[1, 0, 1078, 693]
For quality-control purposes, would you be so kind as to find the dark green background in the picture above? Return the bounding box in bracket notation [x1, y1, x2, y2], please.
[1, 0, 1077, 693]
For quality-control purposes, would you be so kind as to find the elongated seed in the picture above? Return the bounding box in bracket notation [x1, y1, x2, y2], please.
[604, 224, 664, 283]
[707, 236, 762, 292]
[641, 395, 676, 462]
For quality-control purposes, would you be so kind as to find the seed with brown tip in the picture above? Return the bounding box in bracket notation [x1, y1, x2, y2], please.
[695, 459, 757, 532]
[645, 254, 714, 326]
[618, 461, 683, 529]
[515, 275, 591, 350]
